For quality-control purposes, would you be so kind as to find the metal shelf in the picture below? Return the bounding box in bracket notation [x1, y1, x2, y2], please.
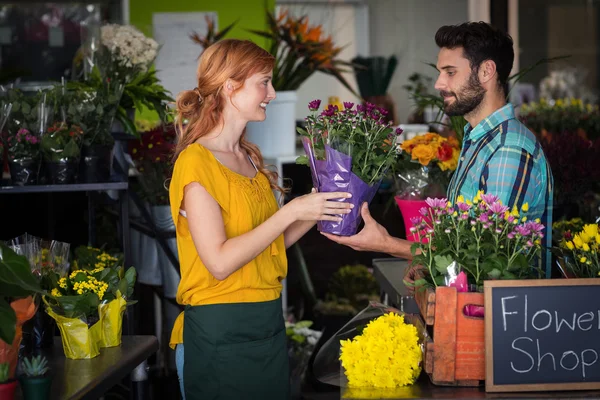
[0, 181, 128, 194]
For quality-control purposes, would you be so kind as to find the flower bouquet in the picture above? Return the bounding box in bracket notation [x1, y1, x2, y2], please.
[296, 100, 401, 235]
[312, 302, 426, 397]
[555, 223, 600, 278]
[394, 132, 460, 241]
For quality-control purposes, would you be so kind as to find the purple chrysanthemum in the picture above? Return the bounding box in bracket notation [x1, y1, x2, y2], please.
[308, 99, 321, 111]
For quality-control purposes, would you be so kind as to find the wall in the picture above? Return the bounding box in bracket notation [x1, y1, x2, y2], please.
[369, 0, 469, 123]
[129, 0, 275, 45]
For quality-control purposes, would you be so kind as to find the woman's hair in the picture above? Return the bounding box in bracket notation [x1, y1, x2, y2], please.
[173, 39, 287, 195]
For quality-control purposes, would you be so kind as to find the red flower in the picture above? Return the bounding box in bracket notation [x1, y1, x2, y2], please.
[437, 142, 453, 162]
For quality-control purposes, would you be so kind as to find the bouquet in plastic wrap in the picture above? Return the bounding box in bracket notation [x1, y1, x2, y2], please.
[394, 132, 460, 241]
[555, 223, 600, 278]
[43, 246, 136, 358]
[296, 100, 402, 236]
[408, 192, 545, 292]
[312, 302, 426, 398]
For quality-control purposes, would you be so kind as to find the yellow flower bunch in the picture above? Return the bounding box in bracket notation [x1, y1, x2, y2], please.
[340, 313, 422, 388]
[559, 224, 600, 278]
[399, 133, 460, 171]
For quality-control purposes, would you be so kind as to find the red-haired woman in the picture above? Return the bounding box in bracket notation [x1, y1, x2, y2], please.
[169, 39, 352, 400]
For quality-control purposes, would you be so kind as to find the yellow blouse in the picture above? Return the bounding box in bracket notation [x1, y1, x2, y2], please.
[168, 144, 287, 349]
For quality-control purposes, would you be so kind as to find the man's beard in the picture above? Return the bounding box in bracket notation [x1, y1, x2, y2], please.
[440, 71, 485, 117]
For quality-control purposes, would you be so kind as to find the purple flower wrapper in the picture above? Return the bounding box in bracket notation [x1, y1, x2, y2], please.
[302, 137, 380, 236]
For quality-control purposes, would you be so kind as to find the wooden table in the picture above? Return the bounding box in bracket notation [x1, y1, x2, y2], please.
[16, 335, 158, 400]
[369, 258, 600, 399]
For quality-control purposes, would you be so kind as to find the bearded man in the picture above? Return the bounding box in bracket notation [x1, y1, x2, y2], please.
[323, 22, 554, 277]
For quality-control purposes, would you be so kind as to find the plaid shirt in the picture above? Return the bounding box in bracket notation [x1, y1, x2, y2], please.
[447, 103, 554, 277]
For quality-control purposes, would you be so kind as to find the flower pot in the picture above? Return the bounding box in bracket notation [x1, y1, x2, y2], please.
[8, 157, 39, 186]
[245, 90, 298, 157]
[45, 307, 103, 359]
[21, 307, 55, 350]
[395, 197, 428, 242]
[98, 296, 127, 348]
[0, 380, 17, 400]
[18, 375, 53, 400]
[44, 159, 78, 185]
[151, 205, 180, 298]
[79, 145, 113, 183]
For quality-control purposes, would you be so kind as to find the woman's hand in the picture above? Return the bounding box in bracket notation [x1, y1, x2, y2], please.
[283, 189, 353, 222]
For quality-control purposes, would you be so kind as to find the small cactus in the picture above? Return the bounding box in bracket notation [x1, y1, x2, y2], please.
[0, 362, 8, 383]
[21, 355, 49, 377]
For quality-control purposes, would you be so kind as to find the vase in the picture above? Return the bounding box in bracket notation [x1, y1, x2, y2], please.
[21, 307, 55, 350]
[363, 94, 398, 125]
[151, 205, 180, 298]
[18, 375, 53, 400]
[45, 159, 78, 184]
[0, 380, 17, 400]
[79, 144, 113, 183]
[8, 157, 39, 186]
[395, 197, 428, 242]
[245, 90, 298, 157]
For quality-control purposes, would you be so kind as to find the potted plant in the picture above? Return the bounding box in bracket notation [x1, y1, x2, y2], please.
[285, 320, 322, 399]
[40, 121, 84, 184]
[6, 128, 41, 186]
[393, 132, 460, 240]
[296, 100, 402, 235]
[554, 223, 600, 278]
[407, 192, 545, 384]
[0, 243, 42, 384]
[18, 355, 52, 400]
[352, 55, 399, 125]
[0, 362, 17, 400]
[128, 125, 178, 296]
[72, 246, 137, 348]
[244, 10, 359, 157]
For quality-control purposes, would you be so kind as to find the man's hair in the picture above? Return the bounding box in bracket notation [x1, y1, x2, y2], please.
[435, 22, 514, 95]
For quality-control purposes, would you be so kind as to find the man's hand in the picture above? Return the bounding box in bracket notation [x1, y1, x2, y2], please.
[321, 202, 390, 252]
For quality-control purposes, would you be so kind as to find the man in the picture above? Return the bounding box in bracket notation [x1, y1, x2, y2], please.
[323, 22, 554, 277]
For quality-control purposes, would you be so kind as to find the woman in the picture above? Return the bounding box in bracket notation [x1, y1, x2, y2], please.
[169, 39, 352, 400]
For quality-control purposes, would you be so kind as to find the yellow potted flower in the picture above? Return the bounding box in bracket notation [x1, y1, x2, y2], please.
[556, 223, 600, 278]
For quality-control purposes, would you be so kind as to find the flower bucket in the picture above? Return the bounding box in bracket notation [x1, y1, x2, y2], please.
[79, 144, 113, 183]
[45, 307, 103, 359]
[8, 157, 40, 186]
[98, 296, 127, 348]
[395, 197, 428, 242]
[45, 159, 78, 184]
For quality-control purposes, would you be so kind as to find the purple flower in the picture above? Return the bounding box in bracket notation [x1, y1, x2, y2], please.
[419, 207, 428, 216]
[356, 104, 366, 113]
[410, 217, 422, 226]
[457, 202, 471, 212]
[395, 127, 404, 136]
[308, 99, 321, 111]
[425, 197, 448, 210]
[378, 107, 389, 116]
[481, 194, 499, 204]
[507, 232, 516, 239]
[488, 202, 509, 215]
[343, 102, 354, 110]
[495, 228, 502, 234]
[507, 215, 516, 223]
[470, 220, 477, 226]
[460, 214, 469, 220]
[524, 221, 545, 235]
[321, 104, 338, 117]
[526, 240, 534, 247]
[514, 225, 531, 236]
[447, 207, 455, 215]
[478, 213, 490, 223]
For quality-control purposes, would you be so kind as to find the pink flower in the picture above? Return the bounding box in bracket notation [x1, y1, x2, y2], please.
[514, 225, 531, 236]
[425, 197, 448, 210]
[481, 194, 499, 204]
[488, 202, 509, 215]
[419, 207, 428, 216]
[457, 202, 471, 212]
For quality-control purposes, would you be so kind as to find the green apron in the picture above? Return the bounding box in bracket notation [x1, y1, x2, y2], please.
[183, 297, 290, 400]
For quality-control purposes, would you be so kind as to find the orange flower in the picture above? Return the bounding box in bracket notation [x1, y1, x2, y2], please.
[411, 144, 436, 166]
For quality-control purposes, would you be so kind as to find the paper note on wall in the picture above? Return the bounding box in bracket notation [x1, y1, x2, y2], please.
[152, 12, 216, 99]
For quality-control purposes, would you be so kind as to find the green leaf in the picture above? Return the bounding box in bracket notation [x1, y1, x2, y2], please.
[434, 254, 454, 275]
[410, 242, 421, 257]
[0, 244, 42, 294]
[487, 268, 501, 279]
[295, 155, 308, 166]
[0, 297, 16, 345]
[124, 267, 136, 299]
[294, 320, 313, 329]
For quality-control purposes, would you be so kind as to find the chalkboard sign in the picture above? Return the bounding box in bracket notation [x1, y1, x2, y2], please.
[484, 279, 600, 392]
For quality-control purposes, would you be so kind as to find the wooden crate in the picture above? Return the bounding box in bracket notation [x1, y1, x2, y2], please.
[415, 286, 485, 386]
